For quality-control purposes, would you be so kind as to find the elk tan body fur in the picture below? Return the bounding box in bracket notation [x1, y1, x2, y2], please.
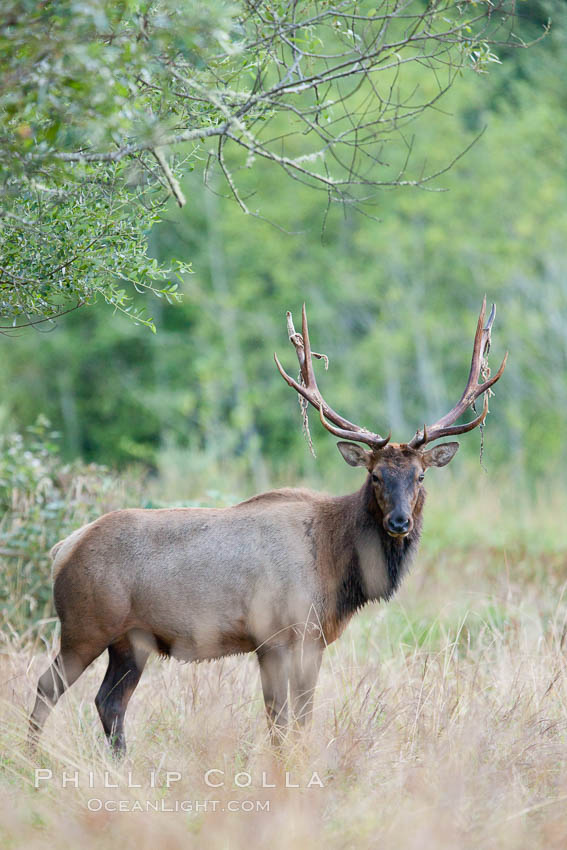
[50, 479, 420, 663]
[29, 463, 425, 755]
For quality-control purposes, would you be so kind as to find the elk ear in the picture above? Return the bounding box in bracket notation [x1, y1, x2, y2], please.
[422, 442, 459, 468]
[337, 441, 372, 468]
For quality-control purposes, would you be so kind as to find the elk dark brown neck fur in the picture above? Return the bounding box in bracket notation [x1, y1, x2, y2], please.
[362, 472, 424, 598]
[319, 469, 424, 642]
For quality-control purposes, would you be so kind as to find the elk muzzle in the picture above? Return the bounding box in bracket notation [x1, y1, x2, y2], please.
[384, 510, 413, 538]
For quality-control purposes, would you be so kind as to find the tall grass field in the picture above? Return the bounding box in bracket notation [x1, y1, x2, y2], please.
[2, 460, 567, 849]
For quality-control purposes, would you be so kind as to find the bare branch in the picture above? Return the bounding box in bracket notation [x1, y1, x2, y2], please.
[151, 148, 186, 207]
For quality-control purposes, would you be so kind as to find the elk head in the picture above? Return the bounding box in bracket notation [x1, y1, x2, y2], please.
[275, 300, 507, 539]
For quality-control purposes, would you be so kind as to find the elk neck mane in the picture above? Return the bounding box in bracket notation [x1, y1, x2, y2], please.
[324, 474, 425, 628]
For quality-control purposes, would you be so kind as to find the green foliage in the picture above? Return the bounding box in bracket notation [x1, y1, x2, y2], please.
[1, 167, 188, 330]
[0, 418, 138, 635]
[1, 0, 525, 327]
[1, 0, 219, 326]
[0, 1, 233, 156]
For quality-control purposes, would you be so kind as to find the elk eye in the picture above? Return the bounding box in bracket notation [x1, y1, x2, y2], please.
[371, 473, 379, 483]
[418, 473, 425, 482]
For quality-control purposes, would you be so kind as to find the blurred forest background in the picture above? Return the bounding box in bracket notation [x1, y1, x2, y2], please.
[1, 0, 564, 483]
[1, 1, 566, 632]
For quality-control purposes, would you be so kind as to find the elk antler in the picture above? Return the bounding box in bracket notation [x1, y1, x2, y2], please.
[407, 297, 508, 449]
[274, 304, 391, 450]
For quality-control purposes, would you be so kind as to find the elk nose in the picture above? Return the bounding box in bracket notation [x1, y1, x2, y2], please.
[387, 514, 410, 536]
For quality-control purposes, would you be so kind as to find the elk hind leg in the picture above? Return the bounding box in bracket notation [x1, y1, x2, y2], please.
[257, 645, 291, 746]
[95, 635, 149, 757]
[290, 641, 323, 729]
[28, 642, 102, 749]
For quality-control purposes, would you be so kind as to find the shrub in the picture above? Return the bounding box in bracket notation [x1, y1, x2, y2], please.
[0, 417, 138, 638]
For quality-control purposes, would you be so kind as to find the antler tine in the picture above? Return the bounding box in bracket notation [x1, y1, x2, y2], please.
[485, 301, 496, 334]
[274, 305, 391, 450]
[422, 392, 489, 441]
[408, 298, 507, 449]
[286, 310, 306, 377]
[301, 303, 316, 389]
[437, 296, 486, 434]
[274, 313, 353, 429]
[275, 305, 359, 431]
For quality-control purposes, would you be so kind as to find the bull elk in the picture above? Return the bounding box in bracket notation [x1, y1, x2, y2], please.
[29, 299, 506, 755]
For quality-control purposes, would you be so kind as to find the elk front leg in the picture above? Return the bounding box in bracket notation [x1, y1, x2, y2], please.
[257, 645, 291, 745]
[290, 640, 323, 729]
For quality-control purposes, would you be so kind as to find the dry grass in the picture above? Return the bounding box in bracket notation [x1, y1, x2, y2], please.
[2, 470, 567, 848]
